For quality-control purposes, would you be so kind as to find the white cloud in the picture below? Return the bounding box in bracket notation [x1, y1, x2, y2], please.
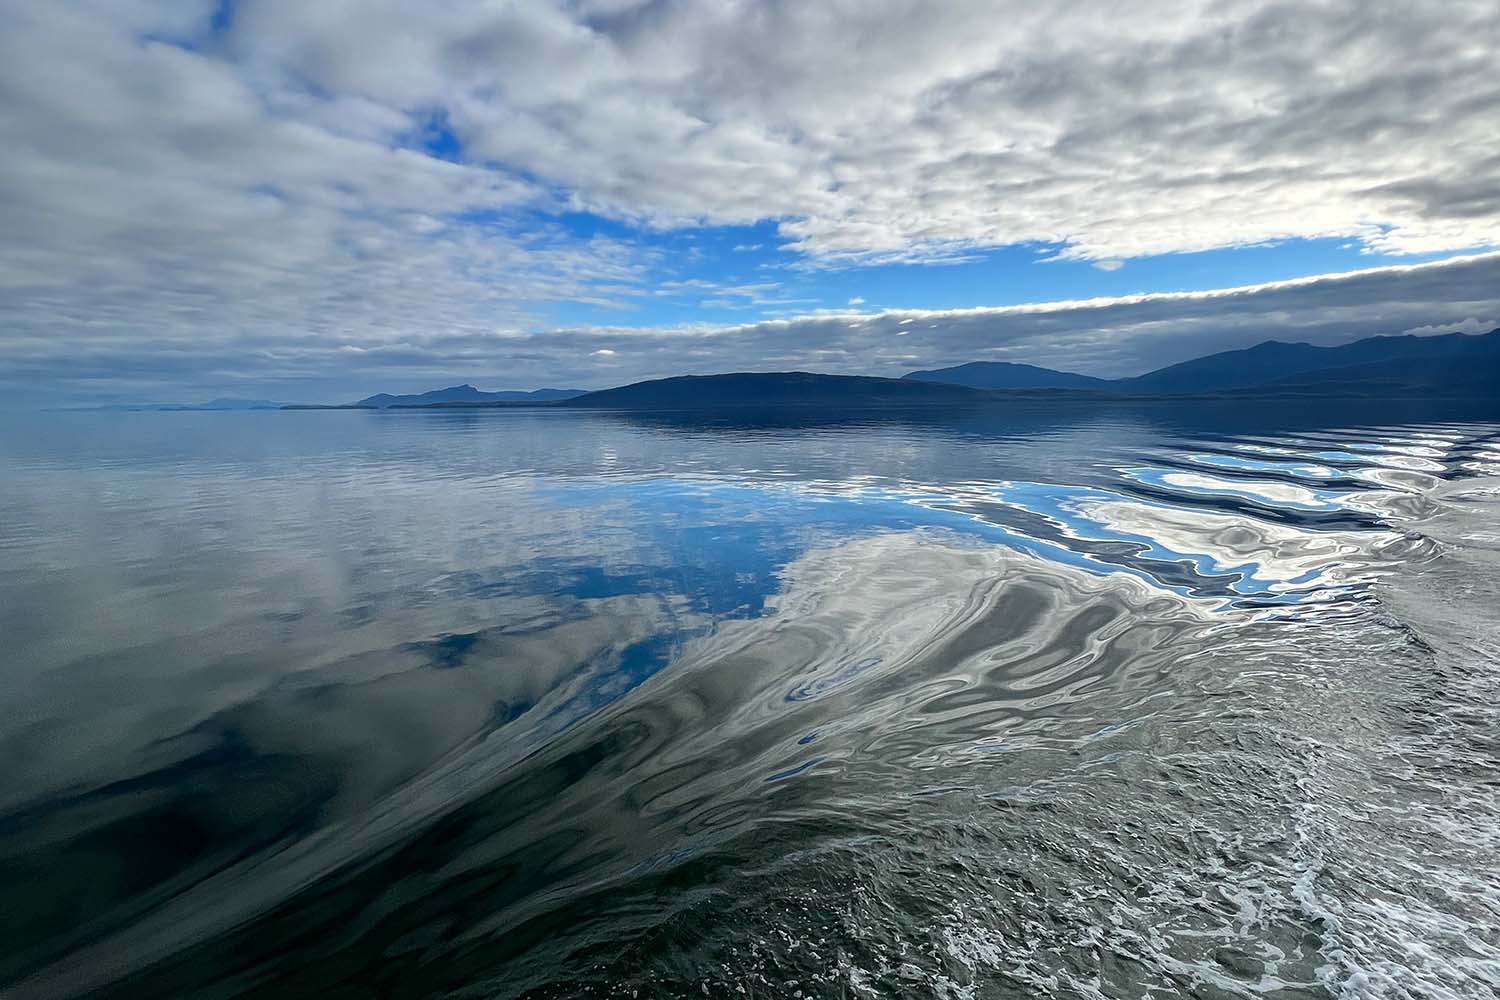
[1402, 317, 1498, 337]
[5, 252, 1494, 401]
[210, 0, 1500, 262]
[1093, 260, 1125, 272]
[848, 296, 866, 306]
[1, 2, 1498, 401]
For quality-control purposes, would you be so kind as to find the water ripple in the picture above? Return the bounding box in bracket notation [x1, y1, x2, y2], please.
[1, 407, 1498, 998]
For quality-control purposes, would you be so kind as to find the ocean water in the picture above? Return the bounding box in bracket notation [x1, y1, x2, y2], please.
[1, 399, 1498, 999]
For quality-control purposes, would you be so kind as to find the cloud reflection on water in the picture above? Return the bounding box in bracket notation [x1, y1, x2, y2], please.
[1, 402, 1499, 997]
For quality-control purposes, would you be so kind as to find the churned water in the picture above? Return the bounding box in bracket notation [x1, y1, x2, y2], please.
[1, 399, 1497, 999]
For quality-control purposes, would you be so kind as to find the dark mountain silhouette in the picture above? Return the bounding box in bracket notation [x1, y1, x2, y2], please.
[354, 385, 585, 407]
[1231, 356, 1500, 398]
[908, 329, 1500, 396]
[902, 361, 1110, 390]
[566, 372, 992, 409]
[1116, 329, 1500, 394]
[309, 328, 1496, 414]
[65, 398, 286, 412]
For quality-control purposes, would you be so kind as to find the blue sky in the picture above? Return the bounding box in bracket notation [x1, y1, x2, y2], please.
[535, 216, 1468, 332]
[1, 1, 1497, 403]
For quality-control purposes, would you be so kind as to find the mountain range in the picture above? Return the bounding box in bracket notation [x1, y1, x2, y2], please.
[564, 371, 995, 408]
[354, 385, 585, 407]
[62, 397, 286, 412]
[565, 328, 1499, 408]
[902, 361, 1110, 391]
[299, 328, 1497, 411]
[904, 329, 1500, 395]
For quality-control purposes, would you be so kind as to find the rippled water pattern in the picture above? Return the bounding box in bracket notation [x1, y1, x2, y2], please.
[1, 400, 1498, 999]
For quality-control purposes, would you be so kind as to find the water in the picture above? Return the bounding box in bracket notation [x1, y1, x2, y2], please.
[1, 399, 1498, 999]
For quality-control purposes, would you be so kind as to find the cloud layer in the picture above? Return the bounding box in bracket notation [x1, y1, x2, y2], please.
[1, 1, 1498, 399]
[221, 0, 1500, 261]
[6, 250, 1497, 400]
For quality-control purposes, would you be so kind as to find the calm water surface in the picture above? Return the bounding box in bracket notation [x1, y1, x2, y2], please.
[2, 400, 1498, 999]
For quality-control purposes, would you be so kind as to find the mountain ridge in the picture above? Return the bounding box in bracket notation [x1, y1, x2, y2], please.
[565, 371, 994, 409]
[905, 328, 1500, 395]
[903, 361, 1110, 391]
[282, 328, 1499, 412]
[354, 384, 586, 407]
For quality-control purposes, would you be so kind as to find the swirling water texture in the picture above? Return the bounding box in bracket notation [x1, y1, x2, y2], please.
[0, 399, 1497, 999]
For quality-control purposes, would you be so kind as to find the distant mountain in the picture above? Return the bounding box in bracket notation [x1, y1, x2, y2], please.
[903, 361, 1110, 391]
[354, 385, 585, 407]
[161, 398, 285, 411]
[1117, 329, 1500, 394]
[301, 329, 1500, 416]
[566, 372, 992, 409]
[63, 397, 286, 412]
[1236, 356, 1500, 398]
[908, 329, 1500, 397]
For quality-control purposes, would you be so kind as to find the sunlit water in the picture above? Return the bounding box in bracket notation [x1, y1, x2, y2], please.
[2, 399, 1498, 999]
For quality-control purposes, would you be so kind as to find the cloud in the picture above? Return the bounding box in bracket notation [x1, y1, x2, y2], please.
[1093, 260, 1125, 272]
[5, 253, 1496, 400]
[1402, 317, 1498, 337]
[212, 0, 1500, 262]
[656, 279, 790, 308]
[0, 3, 659, 394]
[1, 2, 1498, 402]
[848, 297, 866, 306]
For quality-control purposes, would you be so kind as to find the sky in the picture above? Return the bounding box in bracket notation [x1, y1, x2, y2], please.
[1, 0, 1498, 404]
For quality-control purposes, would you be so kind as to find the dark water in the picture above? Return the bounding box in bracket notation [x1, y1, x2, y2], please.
[2, 400, 1498, 999]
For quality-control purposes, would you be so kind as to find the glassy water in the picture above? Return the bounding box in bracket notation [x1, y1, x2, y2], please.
[2, 399, 1498, 999]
